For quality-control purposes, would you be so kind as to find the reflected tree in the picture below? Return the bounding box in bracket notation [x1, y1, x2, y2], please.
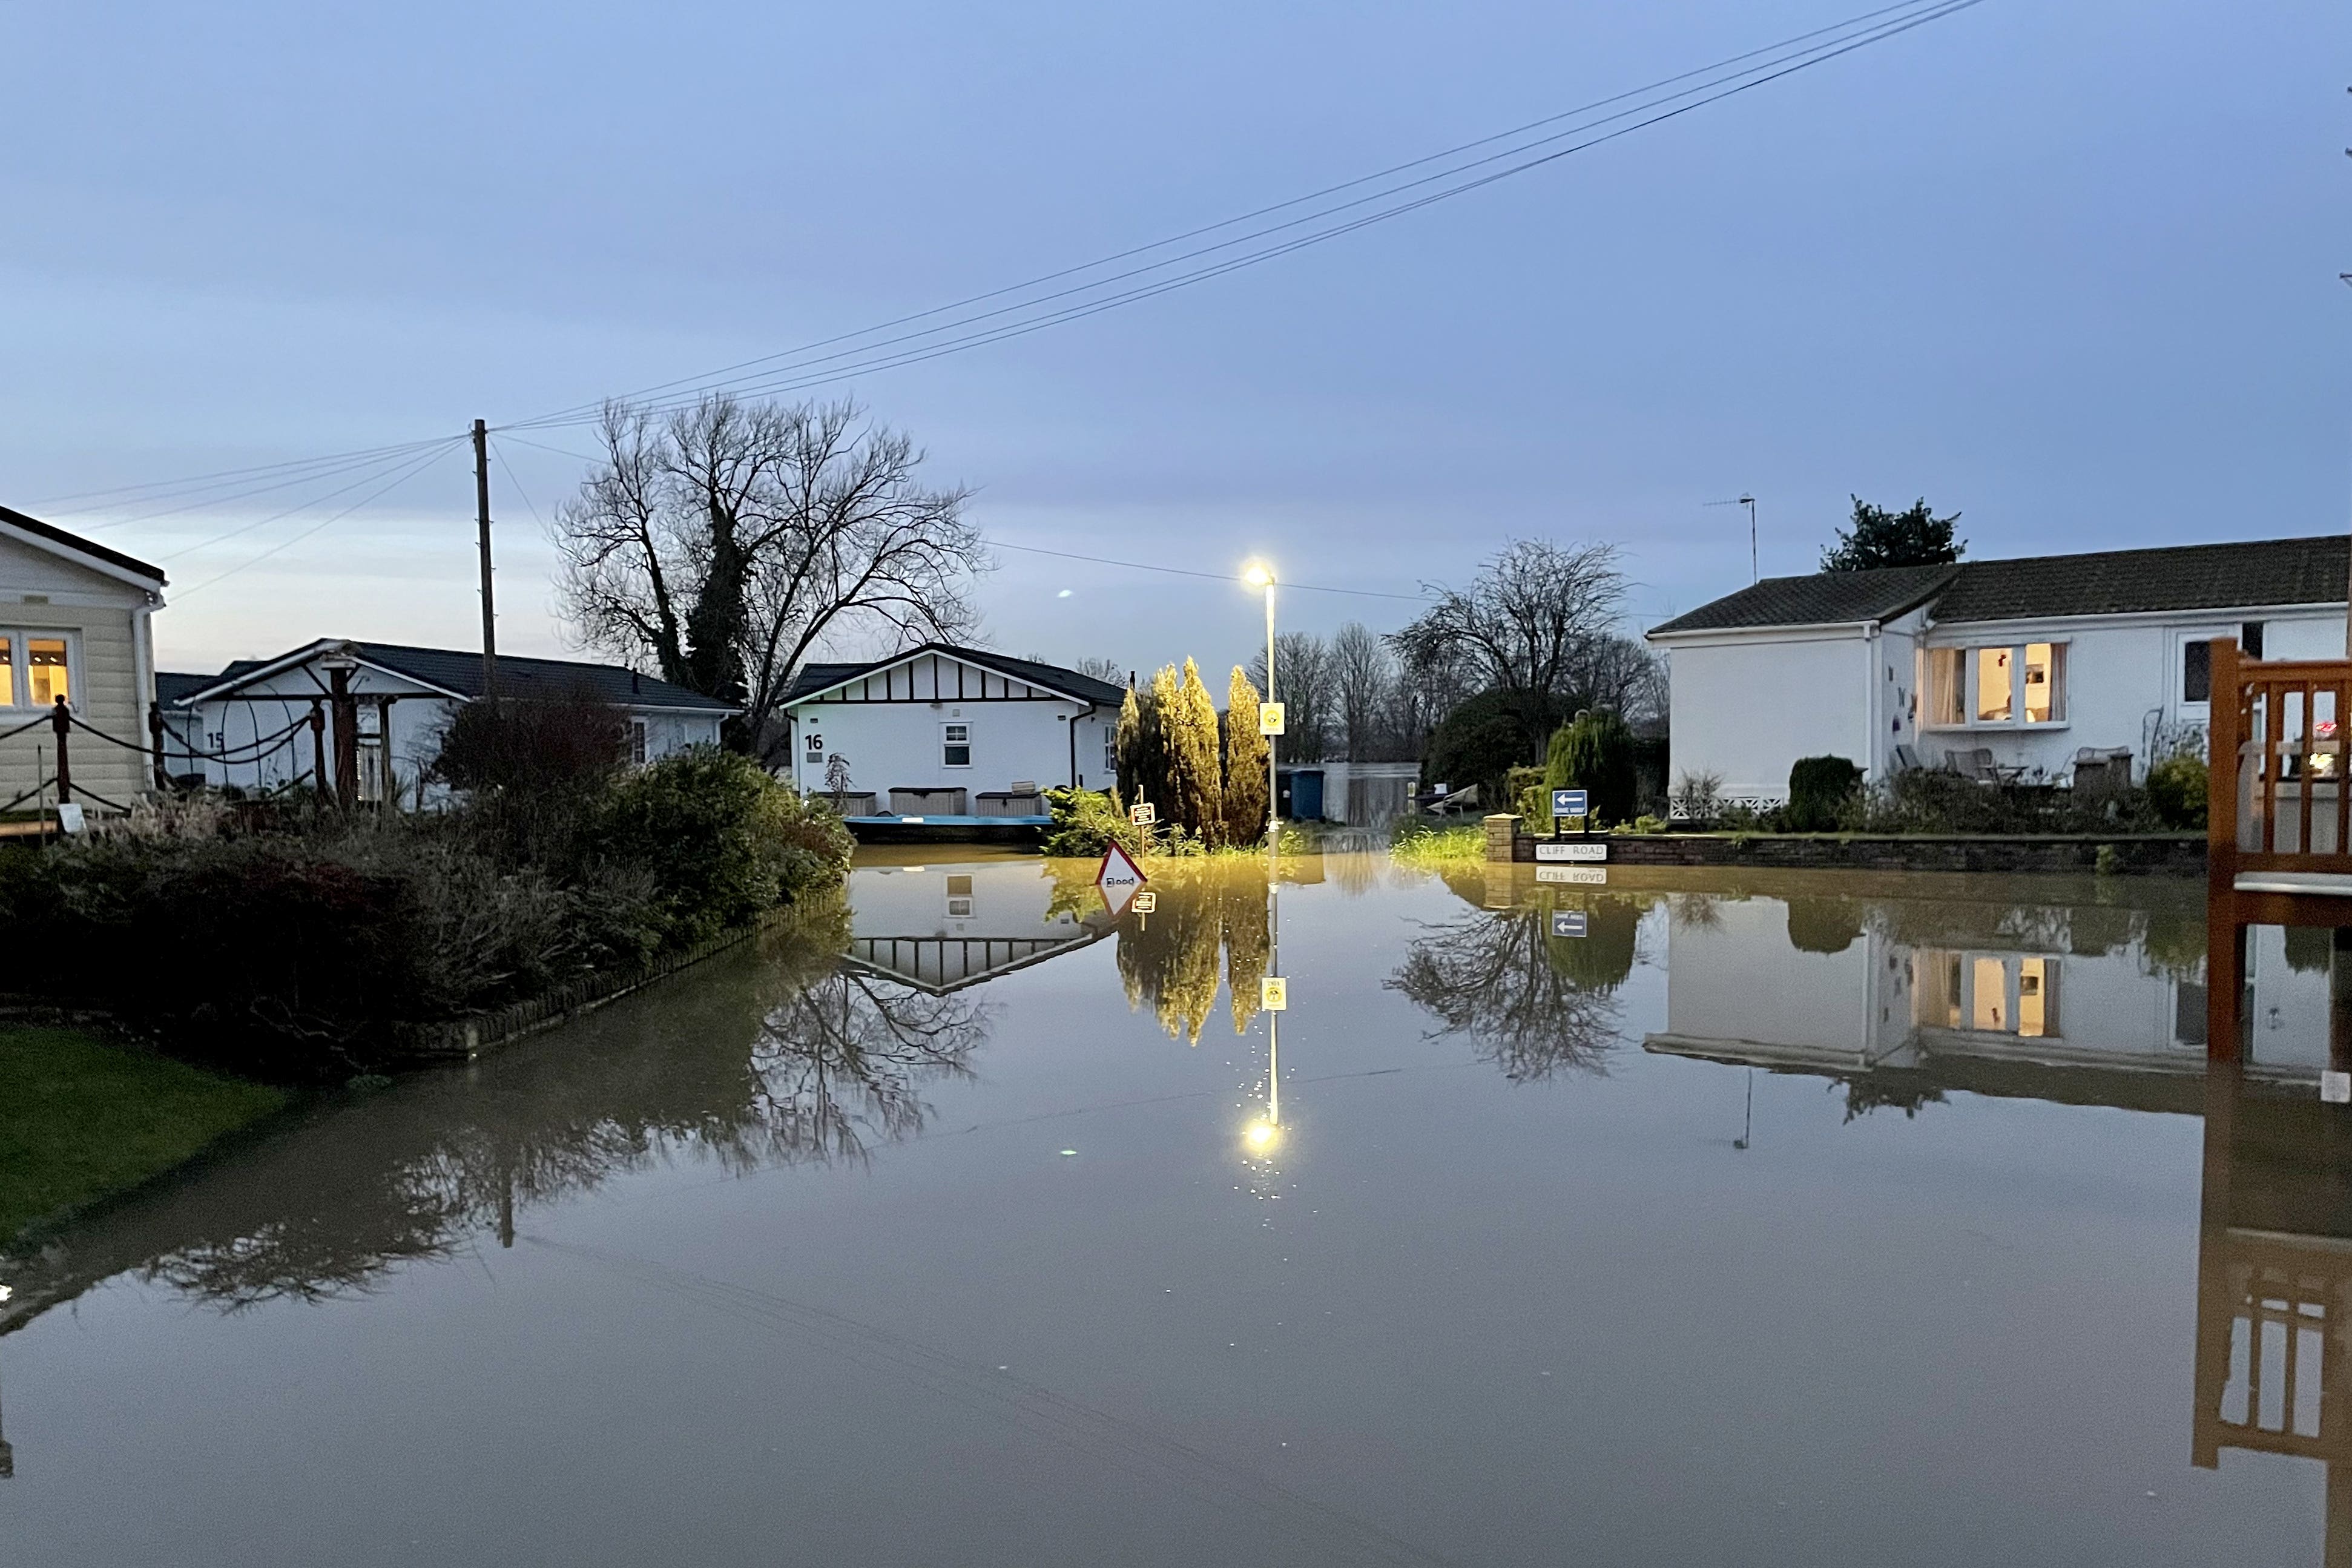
[748, 971, 987, 1165]
[1387, 894, 1647, 1081]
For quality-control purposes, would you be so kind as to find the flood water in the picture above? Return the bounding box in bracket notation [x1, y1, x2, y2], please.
[4, 850, 2350, 1564]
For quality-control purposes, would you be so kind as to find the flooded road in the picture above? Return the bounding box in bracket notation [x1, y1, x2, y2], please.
[2, 852, 2345, 1564]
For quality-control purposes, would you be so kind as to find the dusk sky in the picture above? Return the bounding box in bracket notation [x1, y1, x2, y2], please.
[6, 0, 2347, 678]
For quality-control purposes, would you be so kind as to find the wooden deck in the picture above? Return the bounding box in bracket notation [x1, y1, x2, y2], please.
[2209, 639, 2352, 1062]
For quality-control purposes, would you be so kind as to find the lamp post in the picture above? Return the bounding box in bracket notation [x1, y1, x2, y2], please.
[1244, 563, 1276, 845]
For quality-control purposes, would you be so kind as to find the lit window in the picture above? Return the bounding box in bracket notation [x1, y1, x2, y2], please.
[942, 722, 971, 767]
[1925, 648, 1963, 727]
[2017, 957, 2058, 1038]
[1974, 648, 2012, 723]
[0, 637, 11, 707]
[1972, 956, 2008, 1031]
[25, 638, 68, 707]
[2023, 642, 2064, 724]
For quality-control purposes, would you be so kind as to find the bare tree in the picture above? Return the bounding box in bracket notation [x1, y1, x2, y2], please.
[1247, 631, 1334, 762]
[553, 394, 989, 760]
[1390, 539, 1629, 748]
[1075, 656, 1128, 686]
[1328, 621, 1394, 762]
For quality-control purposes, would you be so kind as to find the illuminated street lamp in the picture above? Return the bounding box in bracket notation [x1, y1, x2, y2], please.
[1242, 561, 1286, 1158]
[1242, 562, 1277, 846]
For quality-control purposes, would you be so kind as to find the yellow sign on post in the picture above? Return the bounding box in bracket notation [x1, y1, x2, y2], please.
[1258, 702, 1286, 736]
[1260, 976, 1288, 1011]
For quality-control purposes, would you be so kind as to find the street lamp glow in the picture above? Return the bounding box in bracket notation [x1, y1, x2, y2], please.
[1244, 1119, 1282, 1153]
[1242, 562, 1273, 587]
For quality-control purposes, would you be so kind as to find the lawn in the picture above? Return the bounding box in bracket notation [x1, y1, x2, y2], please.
[0, 1026, 287, 1244]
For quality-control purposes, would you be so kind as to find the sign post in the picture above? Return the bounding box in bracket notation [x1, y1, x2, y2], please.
[1550, 788, 1587, 838]
[1096, 840, 1148, 917]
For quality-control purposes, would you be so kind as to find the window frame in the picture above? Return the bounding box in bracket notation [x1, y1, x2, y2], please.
[628, 717, 648, 768]
[941, 721, 972, 769]
[0, 628, 79, 711]
[1919, 637, 2071, 731]
[2176, 624, 2260, 714]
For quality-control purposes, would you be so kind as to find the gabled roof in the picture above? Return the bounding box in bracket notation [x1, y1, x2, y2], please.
[1646, 563, 1957, 637]
[1927, 535, 2348, 623]
[1646, 535, 2352, 639]
[0, 503, 167, 588]
[172, 639, 734, 713]
[783, 643, 1127, 707]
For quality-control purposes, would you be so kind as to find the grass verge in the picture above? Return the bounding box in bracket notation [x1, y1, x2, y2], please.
[1388, 821, 1486, 866]
[0, 1025, 287, 1244]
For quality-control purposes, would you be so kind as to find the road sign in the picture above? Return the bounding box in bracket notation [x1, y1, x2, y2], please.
[1535, 865, 1607, 884]
[1550, 911, 1589, 939]
[1132, 891, 1157, 914]
[1258, 702, 1286, 736]
[1260, 976, 1288, 1010]
[1128, 801, 1158, 826]
[1551, 788, 1587, 819]
[1535, 842, 1607, 862]
[1096, 840, 1148, 916]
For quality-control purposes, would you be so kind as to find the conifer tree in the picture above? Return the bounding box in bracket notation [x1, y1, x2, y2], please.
[1119, 676, 1170, 815]
[1167, 659, 1225, 843]
[1223, 666, 1271, 846]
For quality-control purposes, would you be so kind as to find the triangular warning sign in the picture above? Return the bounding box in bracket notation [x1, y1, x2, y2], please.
[1096, 840, 1148, 916]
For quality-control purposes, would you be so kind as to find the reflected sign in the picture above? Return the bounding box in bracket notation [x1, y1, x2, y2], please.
[1550, 911, 1589, 939]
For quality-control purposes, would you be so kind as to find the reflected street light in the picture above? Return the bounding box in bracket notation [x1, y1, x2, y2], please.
[1243, 560, 1285, 1159]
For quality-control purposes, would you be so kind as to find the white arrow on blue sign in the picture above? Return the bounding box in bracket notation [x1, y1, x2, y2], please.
[1552, 788, 1587, 819]
[1550, 911, 1589, 939]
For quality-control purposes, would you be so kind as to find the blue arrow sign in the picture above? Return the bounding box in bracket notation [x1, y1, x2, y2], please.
[1552, 788, 1587, 819]
[1551, 911, 1588, 939]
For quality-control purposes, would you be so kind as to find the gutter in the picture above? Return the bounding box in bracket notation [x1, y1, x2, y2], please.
[1069, 700, 1096, 788]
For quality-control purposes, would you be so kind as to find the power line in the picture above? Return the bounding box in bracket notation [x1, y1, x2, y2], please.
[507, 0, 1981, 430]
[509, 0, 1963, 430]
[990, 539, 1427, 601]
[173, 444, 461, 599]
[34, 433, 464, 516]
[154, 438, 469, 562]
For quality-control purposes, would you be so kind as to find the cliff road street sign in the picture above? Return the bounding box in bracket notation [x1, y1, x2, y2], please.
[1535, 842, 1607, 863]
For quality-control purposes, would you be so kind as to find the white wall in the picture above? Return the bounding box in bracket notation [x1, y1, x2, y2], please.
[789, 693, 1114, 800]
[0, 533, 160, 810]
[1661, 897, 1877, 1058]
[167, 656, 720, 802]
[1665, 630, 1874, 806]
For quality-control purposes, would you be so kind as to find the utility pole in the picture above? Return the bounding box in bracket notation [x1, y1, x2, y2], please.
[1742, 494, 1758, 584]
[473, 418, 498, 698]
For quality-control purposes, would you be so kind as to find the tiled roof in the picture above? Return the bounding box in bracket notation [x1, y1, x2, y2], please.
[783, 644, 1128, 705]
[1647, 535, 2352, 637]
[0, 503, 167, 584]
[1928, 535, 2348, 623]
[1646, 564, 1957, 636]
[173, 641, 733, 713]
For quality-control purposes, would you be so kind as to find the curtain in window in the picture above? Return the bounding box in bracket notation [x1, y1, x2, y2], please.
[1925, 649, 1963, 727]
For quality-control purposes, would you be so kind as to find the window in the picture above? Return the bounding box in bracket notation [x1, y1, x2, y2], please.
[1974, 648, 2012, 723]
[1923, 950, 2061, 1038]
[2022, 642, 2064, 724]
[1924, 641, 2069, 728]
[0, 631, 73, 708]
[629, 719, 648, 767]
[1104, 730, 1117, 772]
[2184, 640, 2211, 704]
[2242, 621, 2265, 659]
[941, 722, 971, 767]
[1925, 648, 1963, 728]
[946, 873, 974, 918]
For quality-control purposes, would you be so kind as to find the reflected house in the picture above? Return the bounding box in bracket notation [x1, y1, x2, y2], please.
[844, 859, 1115, 994]
[1644, 891, 2332, 1087]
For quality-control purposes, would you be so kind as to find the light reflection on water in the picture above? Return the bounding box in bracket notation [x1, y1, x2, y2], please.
[3, 852, 2351, 1564]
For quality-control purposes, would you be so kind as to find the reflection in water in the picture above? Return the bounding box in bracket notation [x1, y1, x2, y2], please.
[0, 893, 984, 1326]
[1387, 872, 1645, 1081]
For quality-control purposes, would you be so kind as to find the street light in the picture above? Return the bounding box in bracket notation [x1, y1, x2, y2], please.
[1242, 562, 1276, 845]
[1242, 560, 1285, 1155]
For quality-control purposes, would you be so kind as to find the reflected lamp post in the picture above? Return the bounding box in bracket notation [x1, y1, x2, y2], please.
[1242, 561, 1284, 1155]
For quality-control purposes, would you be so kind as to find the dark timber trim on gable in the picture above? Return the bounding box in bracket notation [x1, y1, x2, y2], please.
[796, 651, 1069, 704]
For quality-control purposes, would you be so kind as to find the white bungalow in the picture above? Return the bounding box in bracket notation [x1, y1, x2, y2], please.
[161, 639, 732, 803]
[779, 644, 1126, 820]
[1645, 535, 2348, 812]
[0, 504, 168, 817]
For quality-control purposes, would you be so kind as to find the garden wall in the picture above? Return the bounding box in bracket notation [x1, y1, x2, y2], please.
[1489, 818, 2204, 875]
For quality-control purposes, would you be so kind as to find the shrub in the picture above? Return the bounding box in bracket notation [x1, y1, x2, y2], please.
[594, 748, 849, 947]
[1546, 711, 1638, 826]
[1670, 769, 1723, 825]
[1424, 690, 1546, 809]
[2146, 753, 2208, 829]
[1786, 756, 1863, 832]
[1043, 787, 1143, 858]
[431, 688, 627, 795]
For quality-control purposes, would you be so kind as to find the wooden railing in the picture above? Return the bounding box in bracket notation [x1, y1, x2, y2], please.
[2209, 639, 2352, 880]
